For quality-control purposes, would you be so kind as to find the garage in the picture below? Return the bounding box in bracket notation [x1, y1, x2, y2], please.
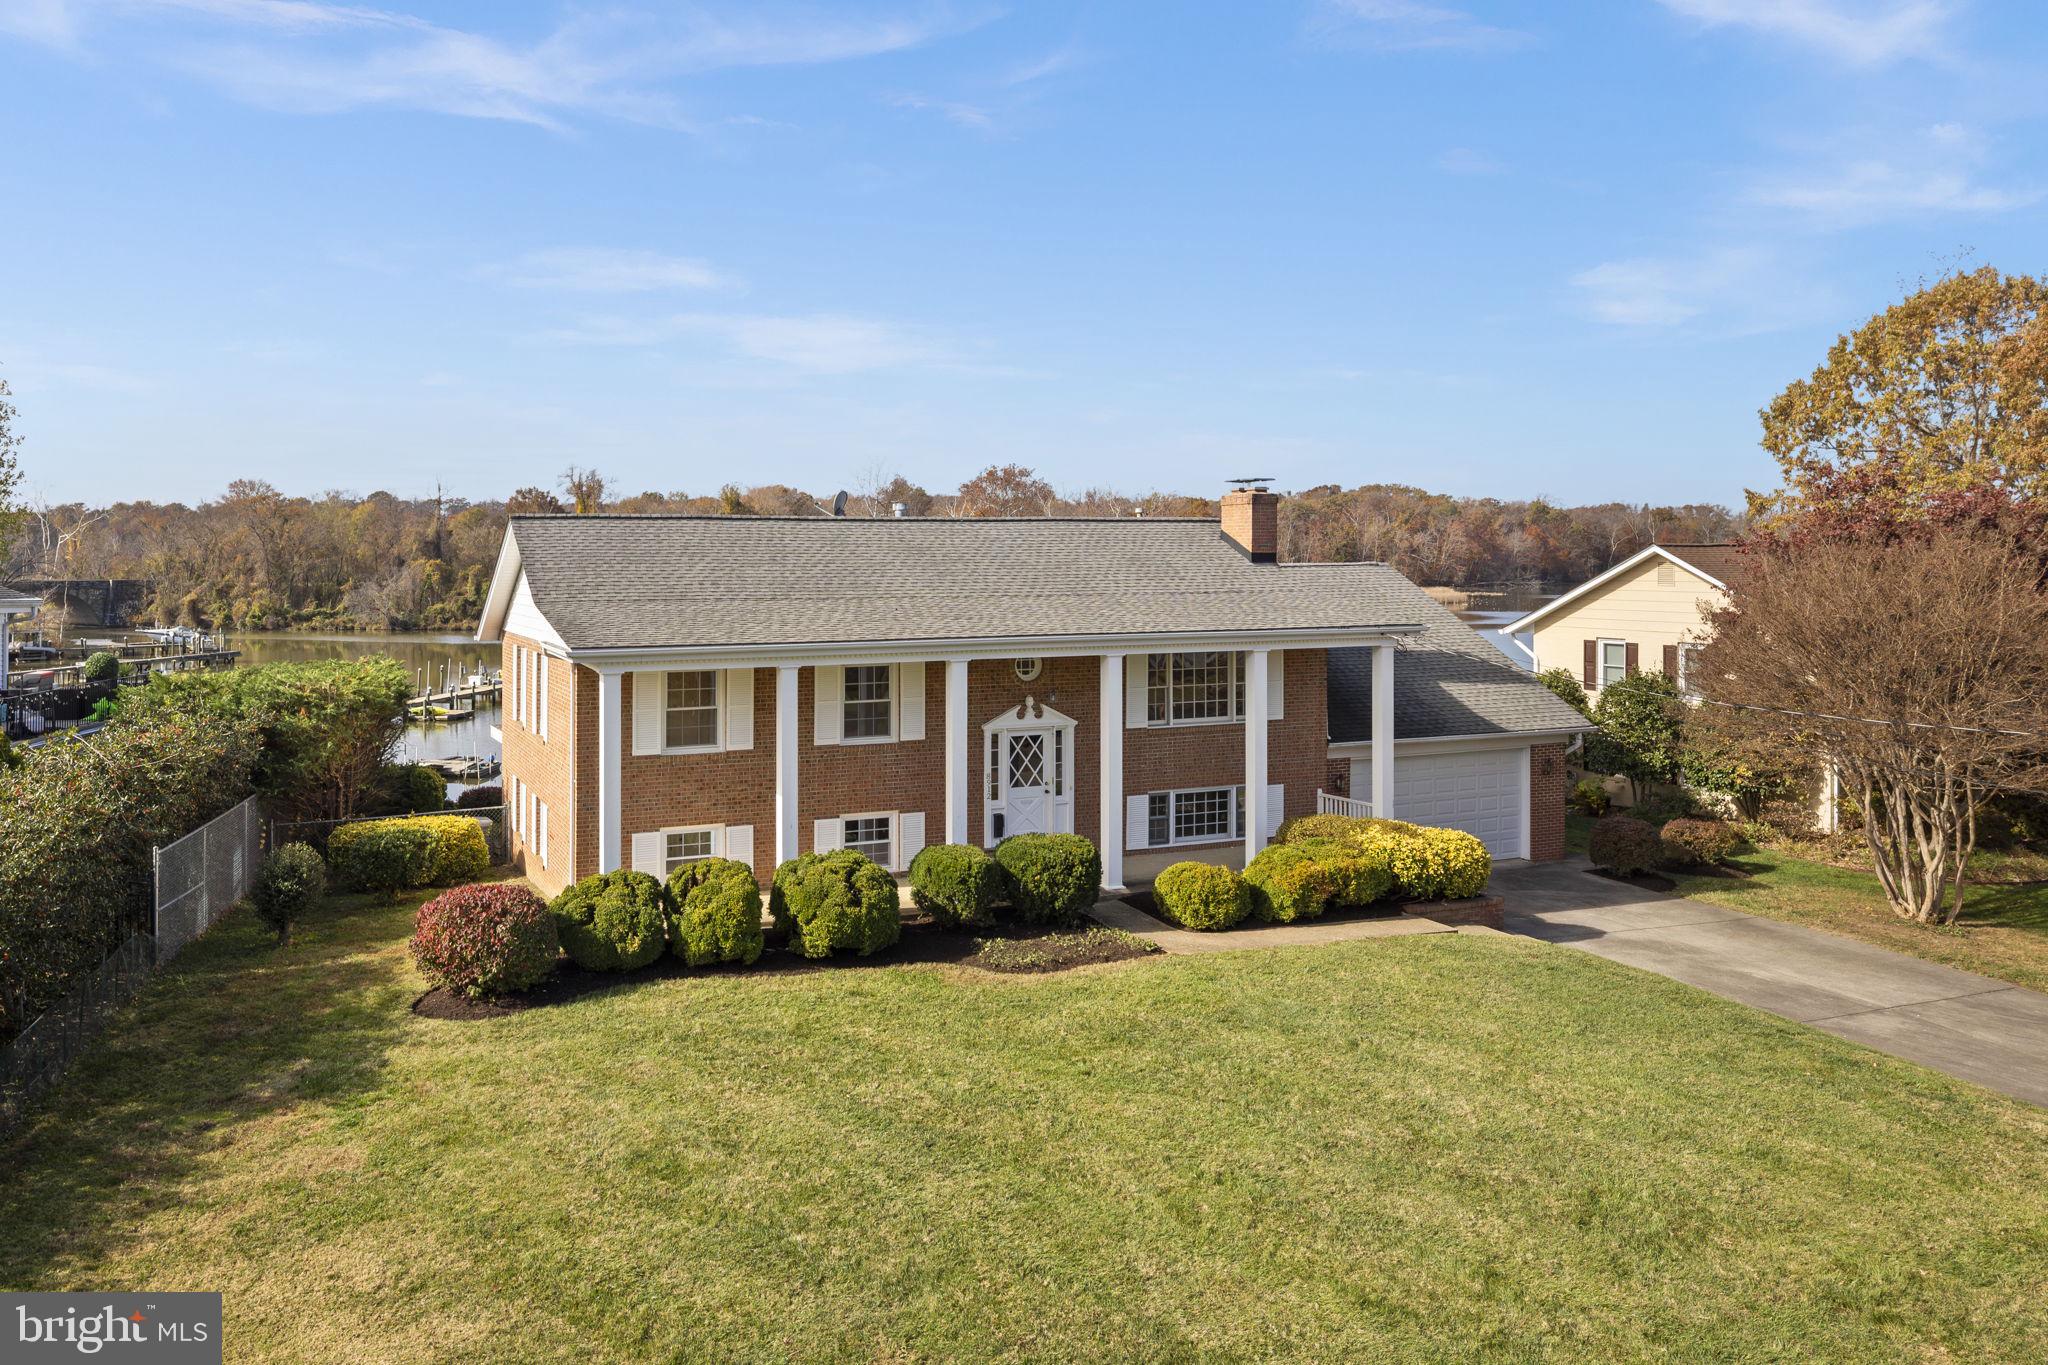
[1351, 746, 1528, 859]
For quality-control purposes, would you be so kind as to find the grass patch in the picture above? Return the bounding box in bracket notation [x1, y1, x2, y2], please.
[2, 886, 2046, 1362]
[1567, 814, 2048, 993]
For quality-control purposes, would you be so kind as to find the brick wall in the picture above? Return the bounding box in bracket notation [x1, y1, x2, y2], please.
[1529, 740, 1567, 862]
[512, 648, 1334, 887]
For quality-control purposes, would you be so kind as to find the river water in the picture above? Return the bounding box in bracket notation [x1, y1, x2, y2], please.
[224, 632, 502, 794]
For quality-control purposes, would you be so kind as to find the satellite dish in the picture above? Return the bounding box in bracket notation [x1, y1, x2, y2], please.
[831, 491, 848, 517]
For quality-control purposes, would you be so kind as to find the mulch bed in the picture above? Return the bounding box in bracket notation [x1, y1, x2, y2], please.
[412, 912, 1150, 1021]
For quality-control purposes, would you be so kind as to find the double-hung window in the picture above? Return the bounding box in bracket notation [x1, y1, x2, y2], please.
[664, 828, 715, 875]
[843, 665, 892, 740]
[843, 814, 893, 864]
[1145, 652, 1248, 725]
[1146, 786, 1245, 847]
[1676, 643, 1704, 699]
[664, 670, 720, 750]
[1598, 640, 1628, 689]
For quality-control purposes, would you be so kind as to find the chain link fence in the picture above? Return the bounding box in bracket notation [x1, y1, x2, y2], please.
[153, 795, 264, 962]
[0, 932, 157, 1131]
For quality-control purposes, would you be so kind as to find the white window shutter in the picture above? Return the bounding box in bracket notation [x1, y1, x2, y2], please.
[536, 802, 549, 867]
[539, 653, 551, 740]
[1264, 784, 1285, 840]
[1126, 794, 1151, 850]
[725, 824, 754, 870]
[897, 663, 925, 741]
[897, 812, 925, 872]
[630, 670, 664, 756]
[813, 817, 841, 854]
[630, 831, 664, 877]
[521, 648, 533, 729]
[725, 668, 754, 750]
[1125, 654, 1150, 728]
[1267, 649, 1285, 721]
[814, 666, 843, 746]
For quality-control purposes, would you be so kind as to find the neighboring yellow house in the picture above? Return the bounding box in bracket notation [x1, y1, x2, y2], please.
[1507, 543, 1742, 700]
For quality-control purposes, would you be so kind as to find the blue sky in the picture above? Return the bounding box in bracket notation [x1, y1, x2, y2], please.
[2, 1, 2045, 509]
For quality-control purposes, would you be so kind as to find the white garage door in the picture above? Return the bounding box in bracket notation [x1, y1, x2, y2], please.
[1386, 748, 1526, 858]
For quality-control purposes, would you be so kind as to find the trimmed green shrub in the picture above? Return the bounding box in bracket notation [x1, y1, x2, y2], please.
[1662, 817, 1742, 867]
[1245, 844, 1337, 922]
[418, 815, 491, 885]
[769, 850, 901, 958]
[665, 857, 764, 967]
[1273, 812, 1369, 846]
[1569, 778, 1611, 816]
[908, 844, 1001, 928]
[328, 813, 490, 895]
[411, 882, 558, 998]
[551, 870, 668, 971]
[384, 763, 449, 814]
[992, 833, 1102, 925]
[328, 818, 435, 896]
[250, 842, 325, 944]
[1589, 817, 1666, 876]
[1152, 862, 1252, 931]
[1301, 838, 1399, 906]
[80, 651, 120, 684]
[455, 784, 502, 810]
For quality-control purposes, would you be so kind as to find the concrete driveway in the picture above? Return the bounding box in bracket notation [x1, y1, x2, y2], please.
[1491, 858, 2048, 1108]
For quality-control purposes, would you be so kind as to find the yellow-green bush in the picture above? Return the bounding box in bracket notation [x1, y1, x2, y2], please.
[1273, 812, 1369, 845]
[1354, 823, 1490, 900]
[1243, 845, 1339, 923]
[1152, 861, 1251, 931]
[328, 813, 491, 896]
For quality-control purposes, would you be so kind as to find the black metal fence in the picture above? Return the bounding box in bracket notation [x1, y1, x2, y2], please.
[1, 932, 157, 1131]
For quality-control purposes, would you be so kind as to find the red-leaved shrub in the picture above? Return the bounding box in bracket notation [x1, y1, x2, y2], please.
[410, 882, 559, 999]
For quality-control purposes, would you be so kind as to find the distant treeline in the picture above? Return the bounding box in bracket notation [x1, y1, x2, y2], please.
[3, 465, 1741, 631]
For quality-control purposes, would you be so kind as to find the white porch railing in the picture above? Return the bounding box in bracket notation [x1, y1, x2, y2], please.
[1316, 790, 1374, 818]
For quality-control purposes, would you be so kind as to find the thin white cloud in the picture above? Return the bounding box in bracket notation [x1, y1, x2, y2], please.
[1307, 0, 1530, 53]
[1570, 246, 1828, 333]
[546, 312, 961, 374]
[1653, 0, 1951, 66]
[1000, 43, 1087, 86]
[1746, 123, 2039, 226]
[1436, 146, 1503, 175]
[483, 248, 730, 293]
[3, 2, 988, 129]
[885, 90, 993, 130]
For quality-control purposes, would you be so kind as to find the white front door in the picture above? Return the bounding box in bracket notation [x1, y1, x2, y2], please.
[1002, 730, 1054, 836]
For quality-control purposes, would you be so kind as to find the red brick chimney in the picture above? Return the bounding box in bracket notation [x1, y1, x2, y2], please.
[1221, 483, 1278, 563]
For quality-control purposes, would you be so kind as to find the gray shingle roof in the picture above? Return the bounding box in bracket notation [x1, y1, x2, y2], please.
[508, 515, 1435, 650]
[1328, 592, 1592, 742]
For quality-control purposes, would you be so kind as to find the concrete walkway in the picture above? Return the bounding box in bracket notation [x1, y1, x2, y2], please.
[1088, 897, 1475, 954]
[1491, 857, 2048, 1107]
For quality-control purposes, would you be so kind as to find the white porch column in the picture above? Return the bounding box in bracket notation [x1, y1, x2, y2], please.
[945, 658, 970, 845]
[1245, 648, 1269, 865]
[1371, 642, 1395, 819]
[775, 664, 800, 868]
[1099, 653, 1125, 890]
[597, 668, 623, 873]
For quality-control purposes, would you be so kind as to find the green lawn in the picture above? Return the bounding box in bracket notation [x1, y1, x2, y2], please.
[3, 887, 2047, 1362]
[1567, 814, 2048, 993]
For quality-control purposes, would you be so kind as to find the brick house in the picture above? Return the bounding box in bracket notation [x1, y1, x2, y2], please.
[477, 489, 1588, 898]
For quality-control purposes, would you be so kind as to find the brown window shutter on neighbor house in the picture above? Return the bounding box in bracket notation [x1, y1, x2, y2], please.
[1625, 642, 1640, 676]
[1662, 644, 1678, 679]
[1583, 639, 1597, 688]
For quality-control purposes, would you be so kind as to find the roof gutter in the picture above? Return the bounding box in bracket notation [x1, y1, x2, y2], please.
[562, 624, 1427, 671]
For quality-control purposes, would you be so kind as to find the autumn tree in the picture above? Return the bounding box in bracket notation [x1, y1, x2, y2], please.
[956, 464, 1054, 517]
[560, 466, 608, 514]
[1691, 532, 2048, 924]
[506, 487, 566, 515]
[1753, 267, 2048, 522]
[0, 376, 22, 555]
